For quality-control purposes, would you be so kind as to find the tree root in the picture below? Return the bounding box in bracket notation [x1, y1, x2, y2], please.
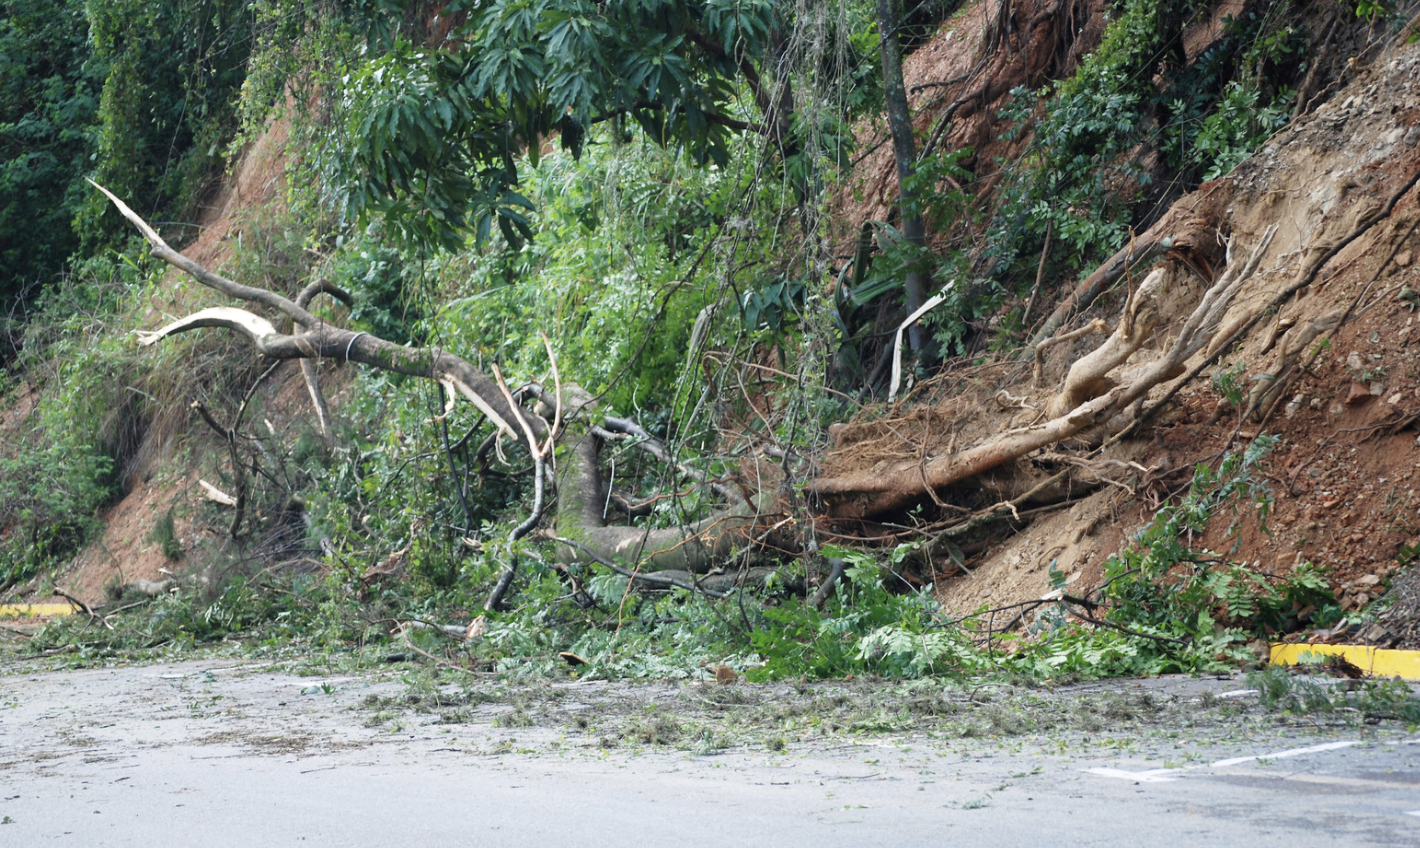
[811, 226, 1277, 519]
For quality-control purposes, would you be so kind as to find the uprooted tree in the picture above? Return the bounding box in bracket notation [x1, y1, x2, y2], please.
[96, 175, 1308, 610]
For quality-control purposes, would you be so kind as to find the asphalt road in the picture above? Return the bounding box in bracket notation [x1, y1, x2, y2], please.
[1, 660, 1416, 846]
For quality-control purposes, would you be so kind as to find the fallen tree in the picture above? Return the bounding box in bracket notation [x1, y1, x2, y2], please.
[92, 181, 796, 602]
[92, 173, 1280, 585]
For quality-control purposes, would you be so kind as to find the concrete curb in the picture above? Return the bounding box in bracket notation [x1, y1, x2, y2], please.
[0, 603, 78, 619]
[1271, 643, 1420, 680]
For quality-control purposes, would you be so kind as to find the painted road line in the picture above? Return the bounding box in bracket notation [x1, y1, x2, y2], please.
[1216, 689, 1257, 699]
[1271, 643, 1420, 679]
[0, 603, 78, 618]
[1090, 740, 1361, 782]
[1407, 811, 1420, 818]
[1210, 771, 1419, 791]
[1210, 740, 1358, 768]
[1085, 767, 1178, 783]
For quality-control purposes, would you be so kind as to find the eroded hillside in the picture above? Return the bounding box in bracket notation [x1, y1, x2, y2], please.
[5, 0, 1420, 675]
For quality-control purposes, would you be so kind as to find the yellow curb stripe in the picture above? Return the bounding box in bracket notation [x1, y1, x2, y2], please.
[1270, 643, 1420, 680]
[0, 603, 78, 618]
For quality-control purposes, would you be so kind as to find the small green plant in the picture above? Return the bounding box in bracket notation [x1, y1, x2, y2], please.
[1347, 0, 1393, 23]
[1213, 361, 1248, 408]
[148, 508, 183, 561]
[1249, 665, 1420, 722]
[1094, 436, 1338, 670]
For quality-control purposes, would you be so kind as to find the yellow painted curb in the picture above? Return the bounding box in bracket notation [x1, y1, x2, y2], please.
[1270, 643, 1420, 680]
[0, 603, 78, 619]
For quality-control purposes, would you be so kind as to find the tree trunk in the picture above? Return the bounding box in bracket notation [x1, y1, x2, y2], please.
[877, 0, 929, 355]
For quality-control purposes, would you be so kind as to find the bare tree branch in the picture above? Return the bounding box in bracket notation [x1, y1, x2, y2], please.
[92, 182, 545, 456]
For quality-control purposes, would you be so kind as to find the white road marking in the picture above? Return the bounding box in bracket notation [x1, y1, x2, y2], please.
[1216, 689, 1258, 699]
[1406, 811, 1420, 818]
[1086, 767, 1178, 783]
[1210, 740, 1358, 768]
[1089, 740, 1363, 783]
[1210, 771, 1417, 790]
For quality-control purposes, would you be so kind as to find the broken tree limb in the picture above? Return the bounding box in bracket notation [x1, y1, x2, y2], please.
[91, 180, 325, 329]
[198, 479, 238, 506]
[295, 280, 354, 310]
[1021, 220, 1053, 331]
[809, 557, 847, 609]
[597, 416, 745, 505]
[1033, 317, 1106, 387]
[93, 181, 544, 456]
[811, 227, 1277, 519]
[299, 360, 333, 437]
[485, 366, 554, 612]
[291, 281, 351, 437]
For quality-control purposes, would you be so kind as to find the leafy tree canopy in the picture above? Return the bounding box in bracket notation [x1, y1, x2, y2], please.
[331, 0, 784, 251]
[0, 0, 105, 302]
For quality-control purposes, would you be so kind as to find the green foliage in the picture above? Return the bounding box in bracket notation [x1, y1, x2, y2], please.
[1346, 0, 1394, 22]
[980, 0, 1299, 327]
[25, 569, 360, 656]
[0, 249, 247, 587]
[77, 0, 253, 252]
[1249, 665, 1420, 722]
[0, 0, 105, 305]
[1096, 437, 1340, 669]
[999, 0, 1180, 264]
[331, 237, 423, 345]
[1212, 360, 1248, 408]
[746, 547, 1144, 681]
[328, 0, 781, 251]
[837, 147, 985, 356]
[0, 265, 146, 584]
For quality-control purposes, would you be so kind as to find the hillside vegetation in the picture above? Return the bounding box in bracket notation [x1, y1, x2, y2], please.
[4, 0, 1420, 681]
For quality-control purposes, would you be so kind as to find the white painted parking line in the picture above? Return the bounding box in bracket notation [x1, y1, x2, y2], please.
[1086, 768, 1178, 783]
[1407, 811, 1420, 818]
[1210, 740, 1358, 768]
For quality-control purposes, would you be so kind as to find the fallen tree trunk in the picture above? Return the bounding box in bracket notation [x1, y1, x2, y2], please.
[97, 180, 796, 598]
[553, 426, 796, 576]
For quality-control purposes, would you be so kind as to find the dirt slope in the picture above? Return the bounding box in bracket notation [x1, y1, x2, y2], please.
[874, 18, 1420, 640]
[7, 112, 340, 609]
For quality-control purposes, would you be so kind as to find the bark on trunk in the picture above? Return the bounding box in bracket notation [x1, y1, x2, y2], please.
[553, 429, 789, 574]
[877, 0, 929, 354]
